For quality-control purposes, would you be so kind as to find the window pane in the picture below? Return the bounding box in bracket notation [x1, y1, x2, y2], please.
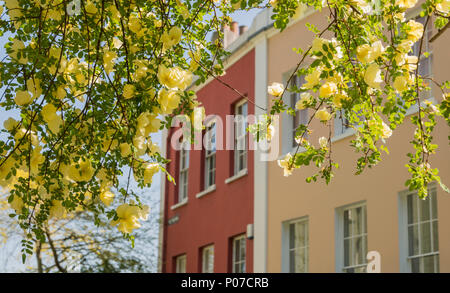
[420, 197, 430, 222]
[289, 220, 308, 273]
[431, 191, 438, 220]
[295, 249, 306, 273]
[419, 57, 430, 76]
[289, 224, 295, 249]
[210, 124, 216, 152]
[408, 224, 419, 256]
[407, 195, 417, 224]
[234, 239, 240, 263]
[176, 256, 186, 273]
[411, 257, 420, 273]
[420, 222, 432, 254]
[344, 238, 351, 267]
[435, 255, 440, 273]
[289, 250, 296, 273]
[432, 221, 439, 252]
[422, 255, 436, 273]
[240, 239, 246, 261]
[343, 205, 367, 272]
[295, 222, 305, 248]
[354, 236, 365, 265]
[242, 102, 247, 117]
[354, 207, 363, 236]
[344, 210, 351, 238]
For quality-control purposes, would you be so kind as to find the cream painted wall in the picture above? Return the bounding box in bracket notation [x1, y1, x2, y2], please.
[266, 9, 450, 273]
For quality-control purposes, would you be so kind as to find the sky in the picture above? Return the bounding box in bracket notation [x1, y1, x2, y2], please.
[0, 6, 262, 272]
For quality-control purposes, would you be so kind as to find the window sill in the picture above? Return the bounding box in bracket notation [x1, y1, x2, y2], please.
[170, 199, 188, 210]
[225, 169, 248, 184]
[196, 185, 216, 199]
[331, 128, 356, 143]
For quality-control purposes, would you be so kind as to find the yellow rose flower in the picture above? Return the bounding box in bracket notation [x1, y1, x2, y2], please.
[128, 15, 142, 34]
[27, 78, 42, 98]
[404, 55, 418, 72]
[111, 203, 149, 234]
[319, 82, 338, 98]
[123, 84, 135, 99]
[370, 41, 384, 61]
[368, 119, 393, 139]
[267, 82, 284, 97]
[381, 121, 393, 139]
[103, 50, 117, 74]
[48, 116, 63, 134]
[277, 153, 294, 177]
[6, 0, 23, 20]
[266, 123, 275, 142]
[9, 39, 28, 64]
[30, 146, 45, 175]
[437, 0, 450, 14]
[3, 117, 18, 131]
[311, 37, 328, 55]
[393, 75, 410, 92]
[398, 39, 414, 53]
[319, 136, 328, 149]
[157, 65, 192, 90]
[85, 1, 98, 14]
[162, 26, 182, 50]
[10, 195, 24, 214]
[332, 92, 349, 108]
[364, 63, 383, 89]
[158, 88, 181, 114]
[295, 92, 314, 110]
[143, 163, 159, 185]
[119, 143, 131, 157]
[136, 112, 161, 136]
[191, 106, 205, 131]
[356, 44, 372, 64]
[133, 135, 147, 157]
[405, 20, 423, 42]
[315, 108, 332, 122]
[54, 86, 67, 100]
[68, 158, 95, 182]
[42, 104, 58, 122]
[396, 0, 417, 10]
[303, 68, 321, 89]
[100, 190, 115, 206]
[49, 200, 65, 219]
[269, 0, 278, 7]
[14, 90, 32, 106]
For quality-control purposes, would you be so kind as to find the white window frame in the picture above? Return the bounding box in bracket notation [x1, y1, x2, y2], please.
[204, 120, 216, 190]
[335, 201, 368, 273]
[175, 254, 186, 273]
[201, 245, 215, 273]
[290, 74, 309, 147]
[282, 216, 309, 273]
[232, 234, 246, 273]
[234, 100, 248, 175]
[178, 142, 189, 204]
[281, 68, 310, 154]
[398, 184, 439, 273]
